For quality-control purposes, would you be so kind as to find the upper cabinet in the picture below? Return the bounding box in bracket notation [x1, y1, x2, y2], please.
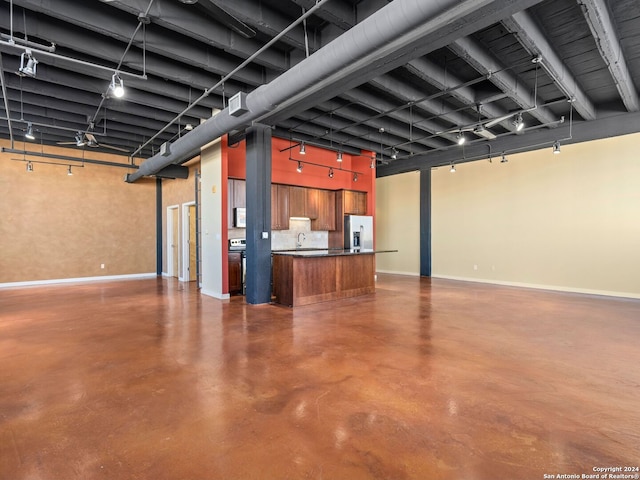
[271, 184, 290, 230]
[288, 186, 309, 218]
[311, 189, 336, 231]
[343, 190, 367, 215]
[228, 178, 246, 228]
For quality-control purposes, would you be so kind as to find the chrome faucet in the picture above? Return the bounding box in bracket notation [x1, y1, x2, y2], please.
[296, 232, 306, 248]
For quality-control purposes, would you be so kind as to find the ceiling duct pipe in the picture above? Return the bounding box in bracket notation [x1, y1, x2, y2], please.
[125, 0, 495, 183]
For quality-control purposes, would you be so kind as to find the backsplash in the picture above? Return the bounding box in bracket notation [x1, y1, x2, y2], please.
[272, 218, 328, 250]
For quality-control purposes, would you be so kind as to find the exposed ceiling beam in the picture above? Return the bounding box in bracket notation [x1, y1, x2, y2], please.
[405, 57, 518, 133]
[97, 0, 288, 71]
[502, 11, 598, 120]
[377, 109, 640, 177]
[450, 36, 558, 126]
[8, 0, 268, 86]
[577, 0, 639, 112]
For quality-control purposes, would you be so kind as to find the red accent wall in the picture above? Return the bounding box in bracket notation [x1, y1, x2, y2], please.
[227, 136, 375, 198]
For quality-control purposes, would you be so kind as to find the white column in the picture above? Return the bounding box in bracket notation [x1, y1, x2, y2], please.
[199, 137, 228, 299]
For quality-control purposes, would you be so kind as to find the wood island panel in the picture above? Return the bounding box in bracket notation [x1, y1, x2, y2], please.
[272, 253, 376, 307]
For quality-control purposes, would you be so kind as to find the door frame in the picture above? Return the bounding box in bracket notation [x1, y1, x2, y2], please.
[166, 205, 180, 278]
[182, 201, 197, 282]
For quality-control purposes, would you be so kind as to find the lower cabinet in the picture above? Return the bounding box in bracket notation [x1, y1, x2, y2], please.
[228, 251, 242, 295]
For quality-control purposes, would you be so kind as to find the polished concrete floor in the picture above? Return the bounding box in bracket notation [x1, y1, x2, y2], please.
[1, 275, 639, 480]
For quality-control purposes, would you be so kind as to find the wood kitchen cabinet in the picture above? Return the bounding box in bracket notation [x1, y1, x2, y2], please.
[288, 186, 308, 218]
[343, 190, 367, 215]
[311, 189, 336, 231]
[228, 252, 242, 295]
[271, 184, 290, 230]
[227, 178, 246, 228]
[289, 186, 319, 220]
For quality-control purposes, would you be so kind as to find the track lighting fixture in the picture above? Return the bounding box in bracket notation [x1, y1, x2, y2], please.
[25, 123, 35, 141]
[501, 153, 508, 163]
[328, 168, 334, 178]
[26, 161, 34, 172]
[337, 151, 343, 162]
[391, 148, 398, 160]
[185, 123, 194, 131]
[299, 142, 306, 155]
[75, 132, 85, 147]
[109, 73, 125, 98]
[456, 132, 466, 145]
[67, 165, 73, 176]
[296, 161, 303, 173]
[449, 163, 456, 173]
[553, 141, 561, 154]
[514, 113, 524, 131]
[18, 50, 38, 77]
[353, 173, 358, 182]
[370, 157, 376, 169]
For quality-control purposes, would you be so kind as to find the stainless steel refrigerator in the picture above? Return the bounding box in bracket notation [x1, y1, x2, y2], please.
[344, 215, 374, 250]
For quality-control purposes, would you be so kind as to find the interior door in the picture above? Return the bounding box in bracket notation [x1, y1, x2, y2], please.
[172, 208, 179, 277]
[188, 205, 197, 281]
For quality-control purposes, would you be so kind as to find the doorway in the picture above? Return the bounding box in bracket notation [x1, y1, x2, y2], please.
[182, 202, 197, 282]
[167, 205, 180, 278]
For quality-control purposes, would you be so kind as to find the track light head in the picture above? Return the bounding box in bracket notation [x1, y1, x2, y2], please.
[391, 148, 398, 160]
[328, 168, 334, 178]
[299, 142, 306, 155]
[109, 73, 125, 98]
[75, 131, 85, 147]
[296, 161, 303, 173]
[18, 50, 38, 77]
[353, 173, 358, 182]
[67, 165, 73, 176]
[449, 163, 456, 173]
[25, 122, 35, 141]
[337, 151, 343, 162]
[553, 141, 561, 154]
[26, 161, 34, 172]
[514, 113, 524, 131]
[456, 132, 466, 145]
[370, 157, 376, 169]
[501, 153, 508, 163]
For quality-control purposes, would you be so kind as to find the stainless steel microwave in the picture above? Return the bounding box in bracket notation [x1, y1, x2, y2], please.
[233, 207, 246, 228]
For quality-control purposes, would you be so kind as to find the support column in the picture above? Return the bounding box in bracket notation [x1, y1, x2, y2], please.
[420, 169, 431, 277]
[156, 178, 163, 276]
[245, 125, 272, 304]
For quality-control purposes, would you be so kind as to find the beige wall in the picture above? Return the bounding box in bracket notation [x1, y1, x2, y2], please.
[0, 140, 156, 284]
[375, 171, 420, 275]
[431, 133, 640, 298]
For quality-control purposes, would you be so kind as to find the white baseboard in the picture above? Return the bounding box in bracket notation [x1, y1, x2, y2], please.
[0, 273, 157, 289]
[376, 269, 420, 277]
[431, 274, 640, 300]
[200, 288, 230, 300]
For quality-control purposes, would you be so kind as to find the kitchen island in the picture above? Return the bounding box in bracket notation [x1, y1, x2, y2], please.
[272, 249, 394, 307]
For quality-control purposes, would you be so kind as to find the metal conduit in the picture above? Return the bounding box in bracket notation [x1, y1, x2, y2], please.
[125, 0, 490, 183]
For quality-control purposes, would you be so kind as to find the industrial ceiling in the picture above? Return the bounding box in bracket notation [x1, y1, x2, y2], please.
[1, 0, 639, 179]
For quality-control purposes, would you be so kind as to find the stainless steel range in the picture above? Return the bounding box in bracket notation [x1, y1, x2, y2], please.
[228, 238, 246, 295]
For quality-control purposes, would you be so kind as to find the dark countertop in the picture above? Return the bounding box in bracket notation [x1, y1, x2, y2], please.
[271, 248, 397, 258]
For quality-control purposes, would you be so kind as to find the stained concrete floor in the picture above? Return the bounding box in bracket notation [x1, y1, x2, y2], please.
[1, 274, 639, 479]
